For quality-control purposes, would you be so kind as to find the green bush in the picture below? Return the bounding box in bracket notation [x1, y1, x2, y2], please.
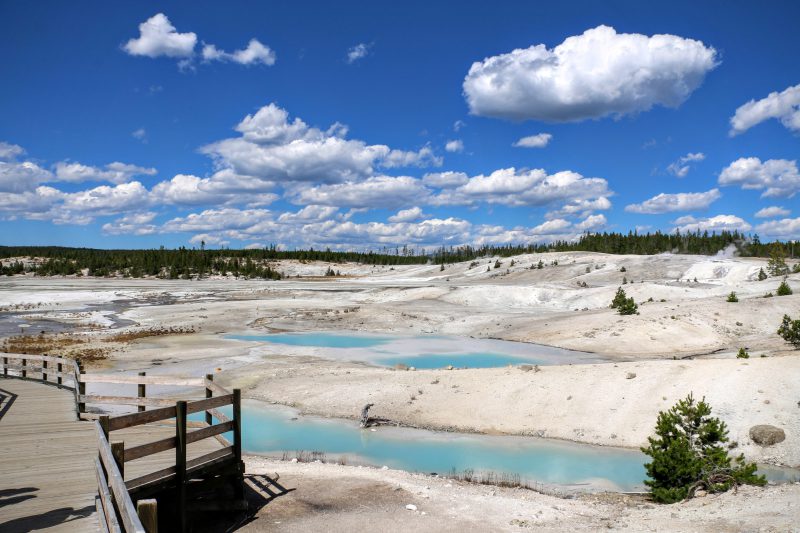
[610, 287, 638, 315]
[776, 279, 792, 296]
[758, 268, 768, 281]
[642, 394, 765, 503]
[736, 348, 749, 359]
[726, 291, 738, 303]
[610, 287, 627, 309]
[778, 314, 800, 347]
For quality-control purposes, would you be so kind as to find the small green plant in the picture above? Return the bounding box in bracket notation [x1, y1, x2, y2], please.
[537, 260, 544, 269]
[440, 263, 445, 272]
[641, 394, 765, 503]
[726, 291, 738, 303]
[793, 263, 800, 274]
[778, 314, 800, 348]
[611, 287, 638, 315]
[622, 276, 628, 285]
[736, 348, 749, 359]
[767, 244, 789, 276]
[764, 292, 774, 298]
[776, 279, 792, 296]
[757, 268, 768, 281]
[509, 259, 515, 267]
[494, 259, 502, 269]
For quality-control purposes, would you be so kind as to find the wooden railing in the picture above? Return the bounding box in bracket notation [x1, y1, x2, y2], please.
[1, 353, 244, 533]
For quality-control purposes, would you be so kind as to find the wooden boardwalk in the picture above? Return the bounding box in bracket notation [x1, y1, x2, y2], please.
[0, 379, 225, 532]
[0, 379, 97, 532]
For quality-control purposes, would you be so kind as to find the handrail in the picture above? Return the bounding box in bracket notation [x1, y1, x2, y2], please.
[1, 352, 244, 533]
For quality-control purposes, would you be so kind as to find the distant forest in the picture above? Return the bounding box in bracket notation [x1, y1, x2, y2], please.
[0, 230, 791, 279]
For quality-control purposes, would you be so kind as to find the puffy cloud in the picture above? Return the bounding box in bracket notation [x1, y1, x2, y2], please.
[0, 186, 64, 217]
[755, 217, 800, 239]
[189, 233, 229, 246]
[625, 189, 720, 214]
[102, 212, 158, 235]
[463, 25, 717, 122]
[54, 161, 156, 184]
[61, 181, 150, 216]
[162, 208, 271, 233]
[123, 13, 197, 58]
[202, 39, 276, 66]
[513, 133, 551, 148]
[202, 103, 441, 184]
[667, 152, 705, 178]
[453, 120, 466, 132]
[434, 167, 611, 208]
[388, 206, 425, 223]
[445, 140, 464, 153]
[346, 43, 371, 64]
[754, 206, 790, 218]
[422, 171, 469, 189]
[672, 214, 751, 233]
[291, 175, 428, 208]
[718, 157, 800, 198]
[546, 196, 611, 219]
[0, 160, 53, 193]
[729, 83, 800, 136]
[0, 141, 25, 161]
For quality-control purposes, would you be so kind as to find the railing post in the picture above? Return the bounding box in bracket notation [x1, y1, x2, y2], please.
[21, 357, 27, 379]
[77, 361, 86, 417]
[3, 356, 7, 377]
[138, 372, 146, 412]
[111, 441, 125, 479]
[205, 374, 214, 425]
[42, 358, 48, 383]
[57, 361, 62, 388]
[233, 389, 242, 463]
[176, 400, 187, 533]
[99, 415, 110, 442]
[137, 499, 158, 533]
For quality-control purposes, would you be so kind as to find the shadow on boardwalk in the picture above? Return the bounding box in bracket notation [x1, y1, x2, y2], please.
[0, 503, 95, 532]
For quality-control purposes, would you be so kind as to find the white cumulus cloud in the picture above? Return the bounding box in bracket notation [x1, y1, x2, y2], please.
[202, 39, 276, 66]
[0, 141, 25, 161]
[673, 214, 752, 233]
[625, 188, 720, 214]
[755, 217, 800, 239]
[729, 83, 800, 136]
[54, 161, 157, 184]
[123, 13, 197, 58]
[388, 206, 425, 223]
[513, 133, 552, 148]
[718, 157, 800, 198]
[754, 206, 790, 218]
[463, 25, 717, 122]
[445, 140, 464, 153]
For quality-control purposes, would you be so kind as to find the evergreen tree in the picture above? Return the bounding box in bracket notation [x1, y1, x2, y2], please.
[778, 315, 800, 347]
[767, 243, 789, 276]
[776, 279, 792, 296]
[757, 268, 767, 281]
[642, 394, 765, 503]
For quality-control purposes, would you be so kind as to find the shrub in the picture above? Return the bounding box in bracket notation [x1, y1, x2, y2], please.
[611, 287, 638, 315]
[767, 244, 789, 276]
[641, 394, 765, 503]
[537, 260, 544, 269]
[794, 263, 800, 274]
[778, 314, 800, 347]
[610, 287, 627, 309]
[764, 292, 774, 298]
[776, 279, 792, 296]
[757, 268, 767, 281]
[620, 266, 627, 272]
[726, 292, 738, 303]
[494, 259, 502, 269]
[736, 348, 749, 359]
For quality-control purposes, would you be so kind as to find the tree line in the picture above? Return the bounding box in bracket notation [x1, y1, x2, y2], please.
[0, 230, 792, 278]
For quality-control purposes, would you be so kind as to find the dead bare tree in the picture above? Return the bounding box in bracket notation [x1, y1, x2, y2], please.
[359, 403, 374, 428]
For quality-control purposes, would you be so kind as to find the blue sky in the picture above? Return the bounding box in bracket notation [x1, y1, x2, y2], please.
[1, 1, 798, 250]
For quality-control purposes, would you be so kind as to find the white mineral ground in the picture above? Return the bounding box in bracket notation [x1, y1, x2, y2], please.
[2, 251, 799, 530]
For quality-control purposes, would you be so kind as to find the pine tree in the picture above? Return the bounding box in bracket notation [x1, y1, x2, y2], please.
[757, 268, 767, 281]
[642, 394, 765, 503]
[727, 292, 738, 303]
[776, 279, 792, 296]
[778, 315, 800, 347]
[767, 244, 789, 276]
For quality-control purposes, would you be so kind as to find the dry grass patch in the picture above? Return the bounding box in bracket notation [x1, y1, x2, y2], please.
[105, 326, 196, 343]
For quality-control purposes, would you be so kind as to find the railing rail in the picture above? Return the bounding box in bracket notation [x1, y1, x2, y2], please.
[1, 353, 243, 533]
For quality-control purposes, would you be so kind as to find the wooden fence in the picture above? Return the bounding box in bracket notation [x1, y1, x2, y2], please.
[1, 353, 244, 533]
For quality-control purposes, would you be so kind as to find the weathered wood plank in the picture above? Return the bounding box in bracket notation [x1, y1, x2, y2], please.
[204, 378, 229, 396]
[96, 421, 146, 533]
[125, 435, 177, 462]
[81, 394, 181, 408]
[108, 405, 178, 432]
[185, 394, 234, 415]
[95, 457, 123, 533]
[80, 374, 206, 386]
[207, 407, 231, 423]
